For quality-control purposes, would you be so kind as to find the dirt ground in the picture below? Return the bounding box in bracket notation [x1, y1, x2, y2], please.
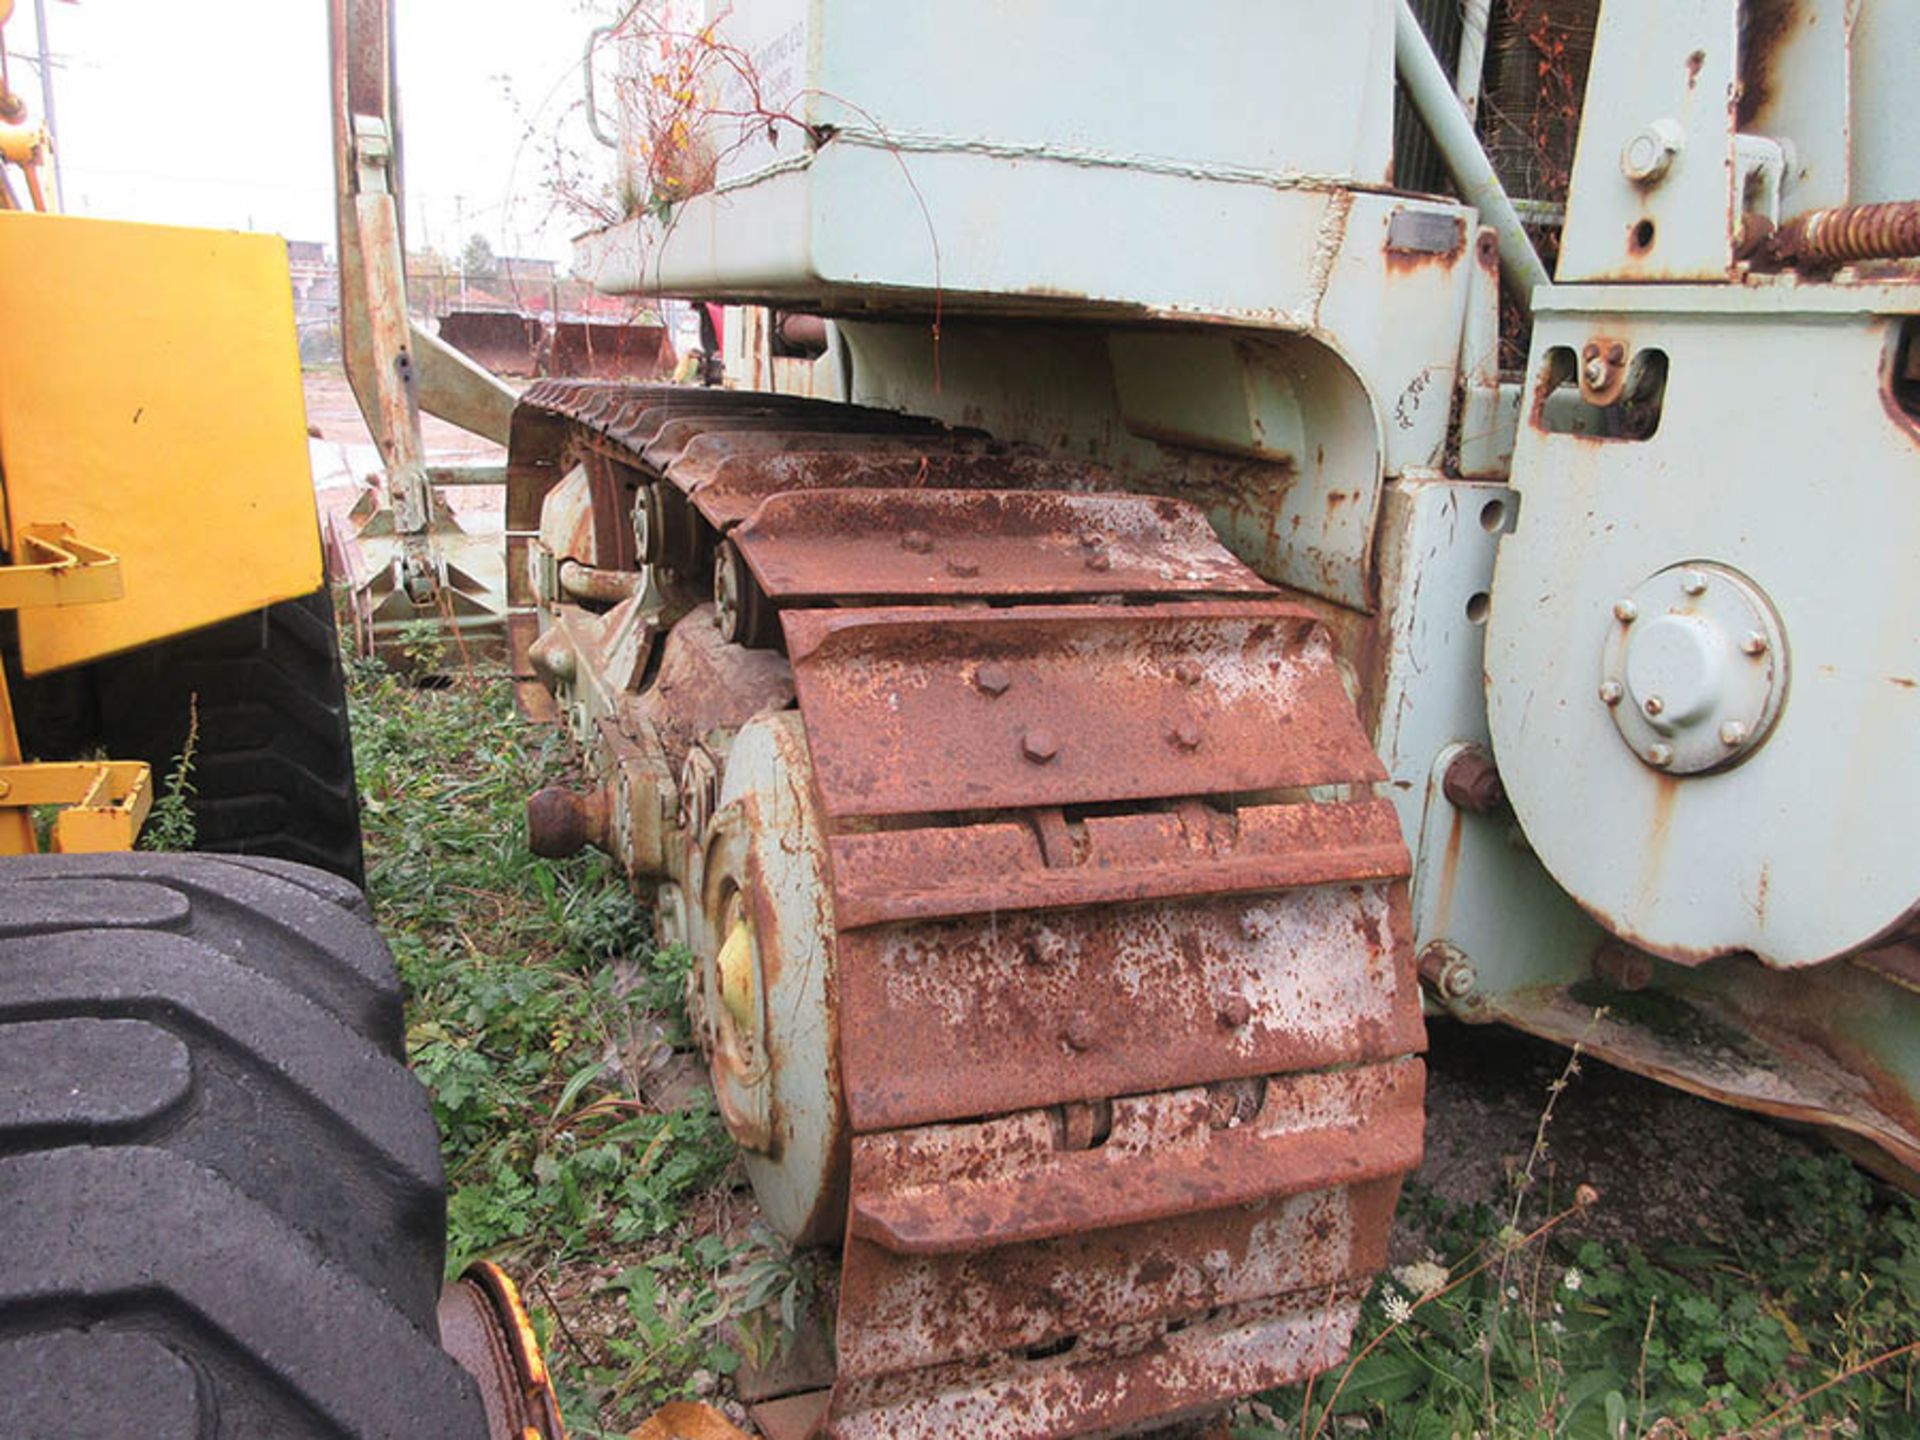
[1409, 1019, 1816, 1256]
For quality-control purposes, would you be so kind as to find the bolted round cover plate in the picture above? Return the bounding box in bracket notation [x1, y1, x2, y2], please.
[1599, 562, 1786, 775]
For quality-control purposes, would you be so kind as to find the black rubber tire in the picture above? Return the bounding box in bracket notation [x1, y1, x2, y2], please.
[92, 588, 367, 886]
[0, 852, 488, 1439]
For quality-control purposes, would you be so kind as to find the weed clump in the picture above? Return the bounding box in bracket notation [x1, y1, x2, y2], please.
[349, 663, 763, 1433]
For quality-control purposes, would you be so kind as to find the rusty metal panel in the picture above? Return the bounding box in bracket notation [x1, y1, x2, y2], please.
[836, 889, 1420, 1131]
[835, 1178, 1402, 1381]
[785, 601, 1386, 818]
[439, 310, 542, 378]
[825, 1290, 1365, 1440]
[641, 410, 952, 470]
[732, 490, 1268, 601]
[549, 320, 675, 380]
[680, 447, 1108, 532]
[829, 797, 1409, 929]
[846, 1059, 1421, 1252]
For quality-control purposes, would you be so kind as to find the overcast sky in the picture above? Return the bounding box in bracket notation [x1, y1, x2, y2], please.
[8, 0, 618, 264]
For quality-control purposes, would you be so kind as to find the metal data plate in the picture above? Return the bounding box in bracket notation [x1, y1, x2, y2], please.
[0, 215, 320, 673]
[783, 600, 1385, 818]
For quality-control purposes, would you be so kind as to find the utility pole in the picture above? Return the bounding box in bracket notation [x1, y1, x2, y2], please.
[454, 193, 467, 306]
[30, 0, 61, 208]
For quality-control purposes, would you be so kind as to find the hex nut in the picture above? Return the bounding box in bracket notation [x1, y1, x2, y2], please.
[1215, 993, 1254, 1029]
[1599, 680, 1624, 706]
[975, 662, 1012, 696]
[900, 529, 934, 554]
[1613, 599, 1638, 623]
[1172, 720, 1204, 751]
[1022, 727, 1060, 763]
[1442, 746, 1505, 814]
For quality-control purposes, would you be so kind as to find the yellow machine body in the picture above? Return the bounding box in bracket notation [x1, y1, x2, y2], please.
[0, 212, 320, 676]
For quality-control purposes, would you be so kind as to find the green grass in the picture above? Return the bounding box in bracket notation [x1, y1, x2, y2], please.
[1244, 1078, 1920, 1438]
[347, 660, 762, 1435]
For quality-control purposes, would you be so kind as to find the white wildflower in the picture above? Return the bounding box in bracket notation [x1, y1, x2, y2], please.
[1381, 1288, 1414, 1325]
[1392, 1259, 1450, 1298]
[1562, 1266, 1583, 1293]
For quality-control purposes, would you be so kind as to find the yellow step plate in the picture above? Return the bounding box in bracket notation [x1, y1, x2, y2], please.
[0, 212, 319, 674]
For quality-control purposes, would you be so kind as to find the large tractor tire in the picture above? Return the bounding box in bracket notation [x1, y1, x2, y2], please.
[90, 588, 367, 885]
[0, 852, 490, 1439]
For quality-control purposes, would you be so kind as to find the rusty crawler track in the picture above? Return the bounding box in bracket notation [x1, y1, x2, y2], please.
[513, 381, 1428, 1439]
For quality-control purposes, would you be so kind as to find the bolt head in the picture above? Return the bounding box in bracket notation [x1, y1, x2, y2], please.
[1741, 632, 1769, 657]
[1078, 531, 1105, 551]
[1172, 720, 1204, 751]
[1584, 357, 1610, 388]
[1084, 549, 1112, 573]
[946, 556, 980, 578]
[1022, 727, 1060, 763]
[1062, 1013, 1096, 1052]
[1613, 599, 1638, 623]
[1680, 570, 1707, 596]
[975, 662, 1011, 696]
[1607, 342, 1626, 365]
[1643, 694, 1665, 717]
[1648, 742, 1675, 768]
[901, 529, 934, 554]
[1583, 342, 1601, 361]
[1720, 720, 1748, 747]
[1599, 680, 1624, 706]
[1173, 660, 1203, 686]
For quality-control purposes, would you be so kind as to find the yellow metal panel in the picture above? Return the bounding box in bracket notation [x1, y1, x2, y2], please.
[0, 213, 321, 674]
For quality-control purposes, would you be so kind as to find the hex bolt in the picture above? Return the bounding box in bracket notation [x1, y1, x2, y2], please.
[1022, 727, 1061, 764]
[1621, 117, 1684, 185]
[1584, 357, 1610, 388]
[946, 556, 981, 578]
[1741, 632, 1769, 657]
[901, 529, 935, 554]
[1077, 530, 1105, 551]
[1417, 942, 1476, 1000]
[1062, 1013, 1097, 1052]
[1613, 599, 1638, 623]
[1720, 720, 1748, 748]
[1215, 993, 1253, 1029]
[1442, 746, 1505, 813]
[1582, 342, 1601, 361]
[1680, 570, 1707, 596]
[975, 662, 1012, 696]
[1173, 660, 1203, 686]
[1643, 695, 1665, 716]
[1606, 342, 1626, 365]
[1647, 742, 1675, 768]
[1085, 549, 1113, 573]
[1172, 720, 1204, 751]
[1599, 680, 1624, 706]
